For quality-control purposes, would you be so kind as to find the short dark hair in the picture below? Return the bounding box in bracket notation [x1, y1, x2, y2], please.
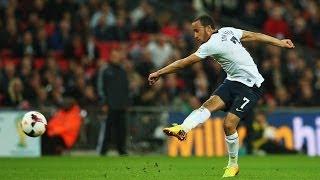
[193, 15, 215, 29]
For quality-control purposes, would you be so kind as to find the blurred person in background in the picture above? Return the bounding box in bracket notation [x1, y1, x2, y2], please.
[140, 77, 168, 106]
[274, 86, 292, 106]
[49, 18, 71, 50]
[18, 56, 33, 85]
[147, 34, 173, 69]
[96, 48, 130, 156]
[295, 80, 316, 106]
[0, 17, 18, 51]
[34, 28, 49, 58]
[110, 9, 131, 41]
[133, 48, 154, 78]
[263, 6, 290, 39]
[122, 58, 144, 106]
[64, 34, 85, 60]
[0, 62, 16, 96]
[90, 2, 115, 29]
[130, 0, 149, 26]
[3, 77, 28, 108]
[17, 31, 36, 57]
[43, 98, 82, 155]
[84, 35, 100, 63]
[239, 1, 264, 28]
[136, 3, 159, 33]
[164, 74, 180, 101]
[251, 111, 298, 155]
[314, 59, 320, 93]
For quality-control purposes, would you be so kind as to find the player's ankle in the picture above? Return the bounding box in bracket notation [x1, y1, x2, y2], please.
[180, 124, 189, 133]
[227, 162, 238, 167]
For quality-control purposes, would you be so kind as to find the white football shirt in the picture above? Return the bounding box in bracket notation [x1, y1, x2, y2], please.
[194, 27, 264, 87]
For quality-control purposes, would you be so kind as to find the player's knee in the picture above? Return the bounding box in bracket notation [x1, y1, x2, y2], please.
[202, 96, 225, 112]
[223, 121, 237, 134]
[202, 101, 212, 111]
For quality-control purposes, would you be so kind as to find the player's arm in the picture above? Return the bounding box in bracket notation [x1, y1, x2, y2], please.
[241, 31, 295, 48]
[148, 54, 201, 85]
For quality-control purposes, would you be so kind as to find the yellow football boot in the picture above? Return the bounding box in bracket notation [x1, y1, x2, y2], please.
[163, 123, 187, 141]
[222, 166, 239, 178]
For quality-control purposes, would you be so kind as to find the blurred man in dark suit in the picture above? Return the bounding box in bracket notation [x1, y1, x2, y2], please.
[97, 48, 129, 155]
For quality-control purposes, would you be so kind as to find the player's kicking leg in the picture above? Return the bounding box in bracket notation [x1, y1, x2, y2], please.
[162, 95, 225, 140]
[222, 112, 240, 178]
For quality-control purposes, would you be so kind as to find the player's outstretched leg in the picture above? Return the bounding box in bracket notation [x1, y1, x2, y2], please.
[222, 112, 240, 178]
[162, 106, 210, 141]
[163, 95, 225, 141]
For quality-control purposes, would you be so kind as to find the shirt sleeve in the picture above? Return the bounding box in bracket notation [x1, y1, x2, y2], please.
[230, 27, 243, 39]
[194, 40, 220, 59]
[194, 43, 209, 59]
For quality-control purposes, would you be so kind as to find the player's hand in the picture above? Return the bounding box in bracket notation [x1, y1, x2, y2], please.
[281, 39, 295, 49]
[148, 71, 160, 85]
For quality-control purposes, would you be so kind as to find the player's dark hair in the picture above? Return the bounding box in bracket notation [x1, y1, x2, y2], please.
[193, 15, 215, 29]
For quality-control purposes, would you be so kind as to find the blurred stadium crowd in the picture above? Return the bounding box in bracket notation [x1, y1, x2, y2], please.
[0, 0, 320, 114]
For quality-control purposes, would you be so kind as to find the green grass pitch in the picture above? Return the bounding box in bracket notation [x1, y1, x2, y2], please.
[1, 155, 319, 179]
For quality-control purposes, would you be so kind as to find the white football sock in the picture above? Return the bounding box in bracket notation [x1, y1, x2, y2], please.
[226, 132, 239, 167]
[181, 107, 211, 132]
